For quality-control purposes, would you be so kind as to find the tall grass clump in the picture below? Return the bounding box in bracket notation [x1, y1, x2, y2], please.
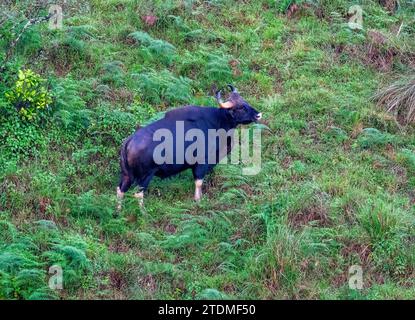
[373, 76, 415, 125]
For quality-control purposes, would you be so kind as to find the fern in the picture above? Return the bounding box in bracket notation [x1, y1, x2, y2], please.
[0, 245, 46, 299]
[167, 14, 213, 42]
[161, 219, 207, 250]
[27, 287, 57, 300]
[34, 220, 58, 231]
[43, 243, 91, 288]
[168, 15, 191, 32]
[102, 60, 125, 74]
[14, 268, 46, 297]
[133, 69, 192, 105]
[67, 190, 114, 219]
[88, 105, 137, 143]
[397, 149, 415, 174]
[52, 77, 90, 111]
[53, 245, 90, 270]
[0, 270, 13, 298]
[206, 53, 232, 84]
[51, 77, 93, 131]
[128, 31, 176, 64]
[148, 39, 175, 57]
[101, 60, 125, 87]
[0, 251, 41, 273]
[50, 36, 88, 60]
[0, 220, 17, 243]
[128, 31, 154, 45]
[276, 0, 295, 13]
[47, 30, 92, 70]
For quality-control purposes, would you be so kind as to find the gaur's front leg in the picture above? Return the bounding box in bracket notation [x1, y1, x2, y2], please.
[192, 165, 212, 201]
[134, 190, 144, 207]
[116, 187, 124, 211]
[194, 179, 203, 201]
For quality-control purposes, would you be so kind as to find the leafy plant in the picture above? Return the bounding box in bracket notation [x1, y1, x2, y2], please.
[5, 69, 52, 121]
[88, 104, 137, 144]
[0, 98, 46, 158]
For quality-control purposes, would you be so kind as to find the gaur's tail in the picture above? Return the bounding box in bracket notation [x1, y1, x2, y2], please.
[120, 136, 133, 180]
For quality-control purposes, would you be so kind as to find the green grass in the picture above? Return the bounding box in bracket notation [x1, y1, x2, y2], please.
[0, 0, 414, 299]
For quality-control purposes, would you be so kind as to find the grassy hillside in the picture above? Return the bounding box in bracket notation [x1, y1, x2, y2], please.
[0, 0, 414, 299]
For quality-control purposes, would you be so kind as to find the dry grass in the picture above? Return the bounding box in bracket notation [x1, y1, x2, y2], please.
[373, 77, 415, 125]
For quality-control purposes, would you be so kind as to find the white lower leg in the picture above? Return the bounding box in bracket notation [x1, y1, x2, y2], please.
[134, 191, 144, 207]
[194, 179, 203, 201]
[116, 187, 124, 210]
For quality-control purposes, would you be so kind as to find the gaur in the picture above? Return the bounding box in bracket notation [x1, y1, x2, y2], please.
[117, 85, 262, 207]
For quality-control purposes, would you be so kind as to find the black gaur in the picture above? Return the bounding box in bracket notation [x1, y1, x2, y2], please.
[117, 85, 262, 207]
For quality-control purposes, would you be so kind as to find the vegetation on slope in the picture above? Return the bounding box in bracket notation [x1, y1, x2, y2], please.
[0, 0, 414, 299]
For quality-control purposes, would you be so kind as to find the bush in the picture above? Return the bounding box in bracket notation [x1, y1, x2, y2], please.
[88, 104, 137, 144]
[5, 69, 52, 121]
[355, 128, 396, 149]
[0, 98, 46, 159]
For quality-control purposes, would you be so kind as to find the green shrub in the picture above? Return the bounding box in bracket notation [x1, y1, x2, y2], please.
[0, 98, 46, 159]
[88, 104, 137, 144]
[355, 128, 396, 149]
[5, 69, 52, 121]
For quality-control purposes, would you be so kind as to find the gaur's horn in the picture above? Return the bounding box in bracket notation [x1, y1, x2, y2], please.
[215, 89, 223, 104]
[227, 84, 237, 93]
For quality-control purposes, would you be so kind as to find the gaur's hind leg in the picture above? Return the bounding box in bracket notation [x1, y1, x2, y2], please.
[117, 174, 132, 211]
[135, 171, 155, 207]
